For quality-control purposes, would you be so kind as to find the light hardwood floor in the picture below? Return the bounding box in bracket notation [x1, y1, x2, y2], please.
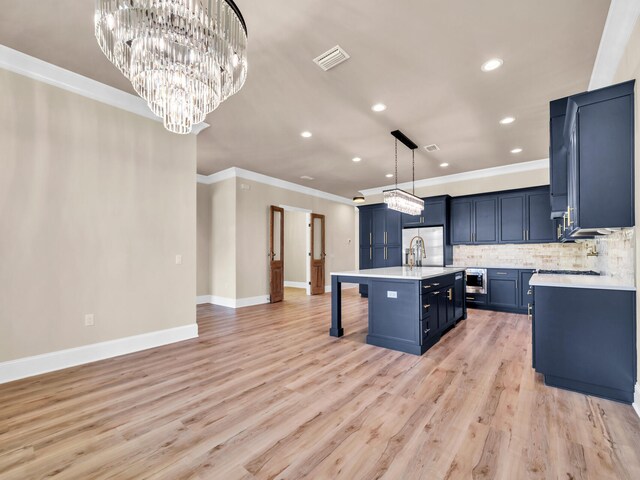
[1, 288, 640, 479]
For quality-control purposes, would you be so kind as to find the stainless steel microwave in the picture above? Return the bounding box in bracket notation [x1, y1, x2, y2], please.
[466, 268, 487, 294]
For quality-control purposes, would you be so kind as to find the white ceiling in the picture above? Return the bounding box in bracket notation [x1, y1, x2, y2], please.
[0, 0, 610, 197]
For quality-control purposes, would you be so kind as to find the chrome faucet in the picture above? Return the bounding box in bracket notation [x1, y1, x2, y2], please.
[408, 236, 427, 268]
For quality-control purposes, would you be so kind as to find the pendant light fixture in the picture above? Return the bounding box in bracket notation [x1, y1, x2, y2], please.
[383, 131, 424, 215]
[95, 0, 248, 135]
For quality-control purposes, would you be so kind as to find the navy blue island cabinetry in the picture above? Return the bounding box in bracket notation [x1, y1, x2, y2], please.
[330, 267, 466, 355]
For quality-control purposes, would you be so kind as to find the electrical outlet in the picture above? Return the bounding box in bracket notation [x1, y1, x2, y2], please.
[175, 254, 183, 265]
[84, 314, 95, 326]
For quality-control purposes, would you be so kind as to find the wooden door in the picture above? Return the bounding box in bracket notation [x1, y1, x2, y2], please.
[310, 213, 325, 295]
[269, 206, 284, 303]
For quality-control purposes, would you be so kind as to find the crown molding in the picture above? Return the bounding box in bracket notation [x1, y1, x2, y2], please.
[589, 0, 640, 90]
[359, 159, 549, 197]
[0, 44, 209, 135]
[197, 167, 354, 205]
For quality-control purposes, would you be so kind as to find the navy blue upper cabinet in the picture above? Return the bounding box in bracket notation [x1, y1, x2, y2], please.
[526, 190, 555, 242]
[359, 208, 372, 248]
[549, 97, 569, 218]
[385, 209, 402, 246]
[450, 198, 473, 244]
[402, 196, 448, 227]
[499, 193, 526, 243]
[565, 80, 635, 237]
[473, 196, 498, 243]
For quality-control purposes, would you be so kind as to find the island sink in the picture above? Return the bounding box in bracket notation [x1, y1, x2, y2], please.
[330, 267, 467, 355]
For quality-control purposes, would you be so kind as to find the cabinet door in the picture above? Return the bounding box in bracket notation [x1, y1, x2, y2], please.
[437, 291, 448, 330]
[474, 197, 498, 243]
[549, 99, 568, 215]
[488, 274, 518, 309]
[359, 246, 372, 270]
[578, 95, 634, 229]
[385, 246, 402, 267]
[454, 275, 464, 320]
[372, 246, 387, 268]
[451, 199, 473, 244]
[423, 198, 446, 226]
[526, 192, 555, 242]
[519, 270, 534, 309]
[499, 194, 526, 243]
[402, 212, 423, 227]
[372, 208, 386, 246]
[385, 209, 402, 245]
[359, 209, 373, 247]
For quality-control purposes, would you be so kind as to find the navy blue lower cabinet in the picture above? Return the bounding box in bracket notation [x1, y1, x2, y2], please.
[533, 286, 636, 403]
[487, 269, 519, 310]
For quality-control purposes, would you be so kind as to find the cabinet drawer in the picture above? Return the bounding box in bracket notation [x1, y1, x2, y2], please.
[465, 293, 487, 305]
[420, 320, 434, 345]
[487, 268, 518, 280]
[421, 298, 434, 318]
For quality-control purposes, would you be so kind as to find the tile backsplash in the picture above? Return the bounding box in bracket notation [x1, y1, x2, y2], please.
[453, 228, 635, 283]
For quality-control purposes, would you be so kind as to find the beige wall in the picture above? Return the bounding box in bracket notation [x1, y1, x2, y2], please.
[236, 180, 355, 298]
[613, 20, 640, 382]
[284, 210, 307, 284]
[210, 178, 237, 299]
[0, 69, 197, 363]
[197, 183, 212, 296]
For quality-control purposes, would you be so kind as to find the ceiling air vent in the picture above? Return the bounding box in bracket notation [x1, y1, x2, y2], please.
[313, 45, 350, 71]
[424, 144, 440, 152]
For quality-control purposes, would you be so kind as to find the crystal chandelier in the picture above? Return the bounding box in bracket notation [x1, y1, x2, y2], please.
[383, 136, 424, 215]
[95, 0, 248, 134]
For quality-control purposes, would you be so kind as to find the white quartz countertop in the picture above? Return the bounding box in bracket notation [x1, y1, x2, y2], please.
[331, 266, 466, 280]
[529, 273, 636, 291]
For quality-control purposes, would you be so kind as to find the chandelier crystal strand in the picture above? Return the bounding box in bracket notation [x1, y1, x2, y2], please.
[95, 0, 248, 134]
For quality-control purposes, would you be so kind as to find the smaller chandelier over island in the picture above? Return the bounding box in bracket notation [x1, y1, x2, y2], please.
[383, 132, 424, 216]
[383, 188, 424, 215]
[95, 0, 248, 134]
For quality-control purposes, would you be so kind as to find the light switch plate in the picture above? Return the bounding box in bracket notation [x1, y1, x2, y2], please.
[84, 314, 95, 326]
[387, 291, 398, 299]
[175, 254, 183, 265]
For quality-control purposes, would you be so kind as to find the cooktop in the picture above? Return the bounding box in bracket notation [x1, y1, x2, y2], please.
[537, 269, 600, 276]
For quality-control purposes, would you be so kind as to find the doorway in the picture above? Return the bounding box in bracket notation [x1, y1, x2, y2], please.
[283, 208, 309, 300]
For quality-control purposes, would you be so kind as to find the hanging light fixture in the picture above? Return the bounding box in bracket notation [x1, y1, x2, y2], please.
[383, 131, 424, 215]
[95, 0, 248, 134]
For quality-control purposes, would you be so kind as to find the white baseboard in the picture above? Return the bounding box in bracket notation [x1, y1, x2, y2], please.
[634, 383, 640, 419]
[0, 324, 199, 385]
[197, 295, 270, 309]
[284, 281, 307, 289]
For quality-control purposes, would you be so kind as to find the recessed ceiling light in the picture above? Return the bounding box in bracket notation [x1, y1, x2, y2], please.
[385, 173, 394, 178]
[352, 157, 362, 162]
[511, 148, 523, 154]
[440, 163, 449, 167]
[300, 175, 314, 180]
[481, 58, 504, 72]
[372, 103, 387, 112]
[301, 131, 312, 138]
[353, 195, 365, 204]
[499, 116, 515, 125]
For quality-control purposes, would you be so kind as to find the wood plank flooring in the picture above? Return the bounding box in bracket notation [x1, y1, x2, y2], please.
[1, 288, 640, 479]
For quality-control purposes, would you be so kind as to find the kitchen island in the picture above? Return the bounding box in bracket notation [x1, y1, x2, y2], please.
[331, 267, 467, 355]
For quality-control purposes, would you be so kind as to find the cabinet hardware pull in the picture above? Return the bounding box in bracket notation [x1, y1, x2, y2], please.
[527, 304, 532, 320]
[527, 289, 532, 295]
[369, 247, 372, 260]
[423, 285, 431, 289]
[447, 289, 452, 301]
[424, 328, 430, 334]
[496, 272, 507, 275]
[432, 282, 440, 286]
[369, 233, 372, 245]
[523, 229, 526, 240]
[384, 231, 387, 244]
[433, 291, 440, 295]
[466, 297, 475, 300]
[423, 304, 430, 309]
[384, 247, 387, 260]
